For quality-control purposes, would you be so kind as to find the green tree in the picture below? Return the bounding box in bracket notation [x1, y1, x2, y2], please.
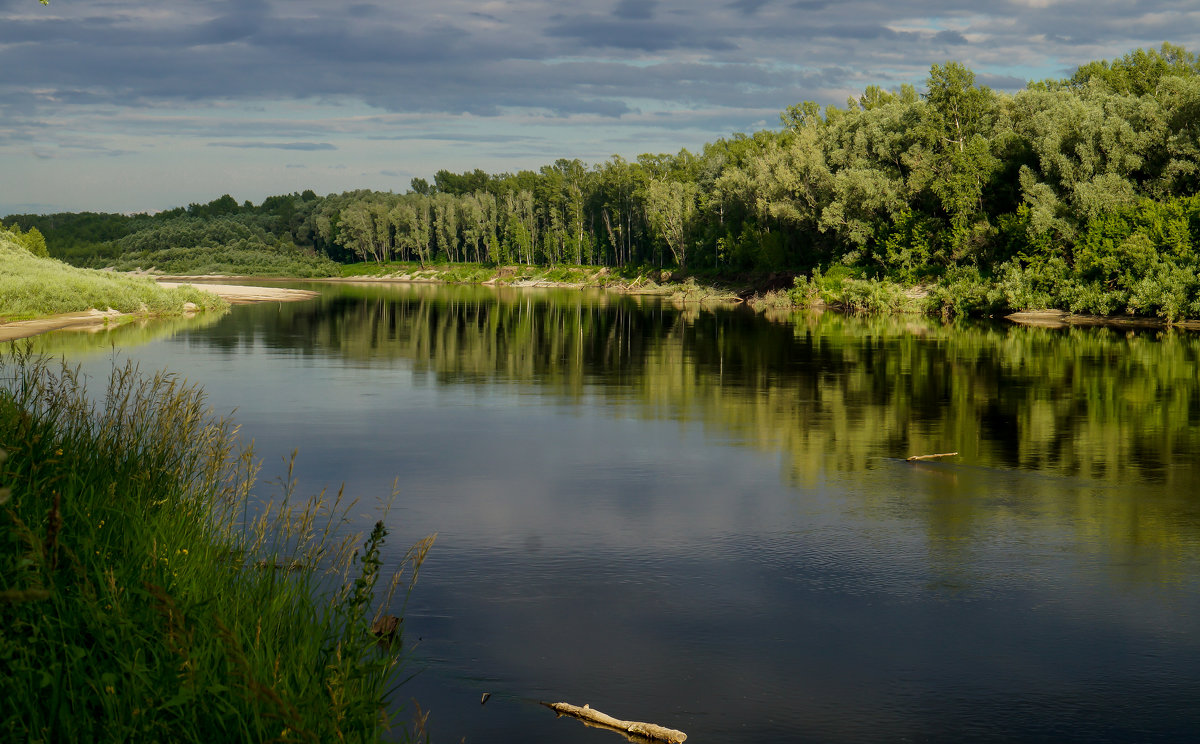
[1070, 43, 1198, 96]
[20, 226, 49, 258]
[644, 178, 698, 268]
[922, 62, 1000, 260]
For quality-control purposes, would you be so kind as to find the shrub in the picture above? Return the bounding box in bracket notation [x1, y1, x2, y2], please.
[928, 265, 1007, 317]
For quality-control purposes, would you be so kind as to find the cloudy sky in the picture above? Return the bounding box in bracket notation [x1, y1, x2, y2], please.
[3, 0, 1197, 215]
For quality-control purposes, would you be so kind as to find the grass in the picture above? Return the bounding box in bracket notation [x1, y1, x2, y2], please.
[0, 235, 228, 323]
[0, 351, 433, 743]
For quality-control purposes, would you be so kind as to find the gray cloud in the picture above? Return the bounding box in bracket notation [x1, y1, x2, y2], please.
[614, 0, 657, 20]
[933, 29, 969, 45]
[7, 1, 1196, 119]
[729, 0, 771, 13]
[209, 142, 338, 151]
[4, 0, 1199, 212]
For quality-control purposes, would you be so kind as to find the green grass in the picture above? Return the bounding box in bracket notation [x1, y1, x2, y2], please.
[0, 235, 229, 323]
[0, 352, 433, 742]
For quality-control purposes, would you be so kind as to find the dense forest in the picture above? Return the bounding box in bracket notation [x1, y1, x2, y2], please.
[8, 44, 1200, 319]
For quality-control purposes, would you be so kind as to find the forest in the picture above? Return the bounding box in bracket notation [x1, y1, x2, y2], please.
[7, 44, 1200, 320]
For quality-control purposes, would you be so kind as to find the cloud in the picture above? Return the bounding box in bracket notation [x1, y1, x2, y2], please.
[4, 0, 1200, 212]
[934, 29, 969, 45]
[209, 142, 338, 151]
[729, 0, 772, 13]
[614, 0, 657, 20]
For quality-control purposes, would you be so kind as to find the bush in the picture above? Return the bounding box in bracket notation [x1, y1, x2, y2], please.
[928, 265, 1007, 317]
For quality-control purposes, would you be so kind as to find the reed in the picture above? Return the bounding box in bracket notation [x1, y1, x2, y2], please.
[0, 350, 432, 742]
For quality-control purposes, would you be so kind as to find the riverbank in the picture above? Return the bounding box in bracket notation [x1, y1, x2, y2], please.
[1004, 309, 1200, 331]
[93, 261, 1200, 334]
[155, 281, 320, 304]
[0, 281, 317, 342]
[332, 262, 1200, 331]
[0, 353, 431, 742]
[0, 236, 233, 341]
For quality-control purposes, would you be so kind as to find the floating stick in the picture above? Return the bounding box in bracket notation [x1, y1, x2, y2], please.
[543, 701, 687, 743]
[906, 452, 958, 461]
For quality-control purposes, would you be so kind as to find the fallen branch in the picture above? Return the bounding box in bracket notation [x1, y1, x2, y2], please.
[543, 701, 687, 743]
[906, 452, 958, 462]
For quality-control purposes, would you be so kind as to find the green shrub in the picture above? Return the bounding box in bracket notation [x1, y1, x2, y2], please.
[928, 265, 1007, 317]
[997, 255, 1069, 311]
[787, 271, 823, 308]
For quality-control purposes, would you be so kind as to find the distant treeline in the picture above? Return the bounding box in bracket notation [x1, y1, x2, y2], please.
[8, 43, 1200, 318]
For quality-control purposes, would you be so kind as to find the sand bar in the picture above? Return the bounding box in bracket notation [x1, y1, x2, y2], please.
[156, 281, 319, 304]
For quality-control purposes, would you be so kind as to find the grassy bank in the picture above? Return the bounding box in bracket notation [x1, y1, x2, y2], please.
[0, 353, 432, 742]
[0, 232, 228, 323]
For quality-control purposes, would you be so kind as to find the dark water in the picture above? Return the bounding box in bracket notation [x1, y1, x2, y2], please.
[28, 282, 1200, 742]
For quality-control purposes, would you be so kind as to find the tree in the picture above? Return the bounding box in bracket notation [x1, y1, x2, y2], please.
[922, 62, 1001, 260]
[781, 101, 823, 132]
[339, 201, 393, 263]
[1069, 43, 1197, 97]
[21, 226, 49, 258]
[644, 178, 698, 268]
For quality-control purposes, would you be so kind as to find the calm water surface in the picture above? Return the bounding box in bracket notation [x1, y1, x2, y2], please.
[26, 282, 1200, 743]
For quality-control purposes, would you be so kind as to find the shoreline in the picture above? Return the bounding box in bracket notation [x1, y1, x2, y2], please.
[333, 272, 1200, 331]
[1004, 309, 1200, 332]
[0, 281, 318, 342]
[7, 270, 1198, 341]
[150, 273, 1200, 332]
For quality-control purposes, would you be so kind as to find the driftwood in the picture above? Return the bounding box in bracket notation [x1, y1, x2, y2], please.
[543, 702, 687, 743]
[906, 452, 958, 462]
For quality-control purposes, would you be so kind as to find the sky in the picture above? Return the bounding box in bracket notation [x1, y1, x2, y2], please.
[3, 0, 1198, 216]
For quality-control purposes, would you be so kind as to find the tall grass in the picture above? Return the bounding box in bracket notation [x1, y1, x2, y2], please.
[0, 236, 228, 322]
[0, 351, 433, 743]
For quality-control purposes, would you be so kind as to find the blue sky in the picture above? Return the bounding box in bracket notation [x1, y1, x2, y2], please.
[3, 0, 1198, 215]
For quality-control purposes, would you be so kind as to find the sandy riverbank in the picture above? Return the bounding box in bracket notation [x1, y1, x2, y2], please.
[0, 282, 318, 342]
[155, 281, 319, 304]
[1005, 310, 1200, 331]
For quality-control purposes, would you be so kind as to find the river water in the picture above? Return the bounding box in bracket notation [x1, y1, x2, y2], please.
[23, 281, 1200, 743]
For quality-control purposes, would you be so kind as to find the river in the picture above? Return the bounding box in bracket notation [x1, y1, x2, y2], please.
[21, 281, 1200, 743]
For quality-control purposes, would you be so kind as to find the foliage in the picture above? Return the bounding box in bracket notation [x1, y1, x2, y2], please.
[0, 354, 433, 742]
[927, 265, 1007, 317]
[103, 217, 339, 277]
[0, 222, 50, 258]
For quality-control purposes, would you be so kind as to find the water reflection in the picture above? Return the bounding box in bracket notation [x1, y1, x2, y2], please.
[16, 282, 1199, 743]
[199, 283, 1200, 573]
[19, 311, 226, 357]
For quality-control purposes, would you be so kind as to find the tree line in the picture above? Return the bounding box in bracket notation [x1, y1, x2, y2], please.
[9, 44, 1200, 318]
